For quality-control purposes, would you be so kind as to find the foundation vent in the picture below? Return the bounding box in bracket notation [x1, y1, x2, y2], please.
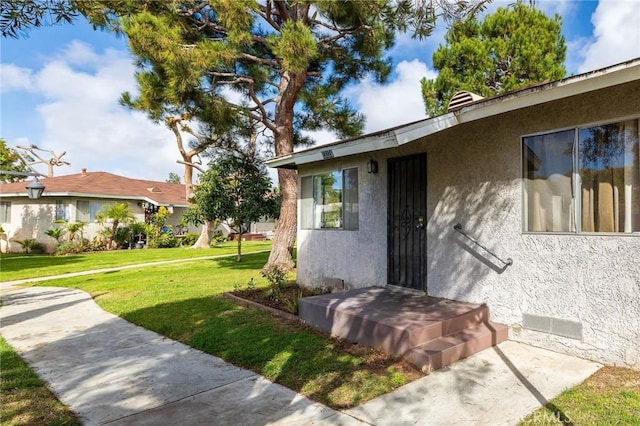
[447, 91, 484, 112]
[523, 313, 583, 340]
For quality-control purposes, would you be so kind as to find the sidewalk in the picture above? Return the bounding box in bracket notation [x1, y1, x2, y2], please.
[0, 285, 601, 425]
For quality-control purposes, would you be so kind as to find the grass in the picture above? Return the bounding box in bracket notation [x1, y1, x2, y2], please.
[3, 247, 638, 421]
[0, 336, 80, 426]
[25, 251, 422, 409]
[0, 241, 272, 282]
[519, 366, 640, 425]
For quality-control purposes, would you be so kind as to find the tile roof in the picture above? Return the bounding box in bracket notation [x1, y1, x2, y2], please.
[0, 171, 188, 206]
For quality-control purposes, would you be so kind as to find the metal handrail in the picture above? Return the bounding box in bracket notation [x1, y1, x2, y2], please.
[453, 223, 513, 267]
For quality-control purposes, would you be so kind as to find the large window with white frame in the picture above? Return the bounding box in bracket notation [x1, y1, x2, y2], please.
[300, 168, 358, 230]
[523, 117, 640, 233]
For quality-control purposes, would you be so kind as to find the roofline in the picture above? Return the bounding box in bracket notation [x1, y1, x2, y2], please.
[266, 58, 640, 169]
[0, 192, 189, 207]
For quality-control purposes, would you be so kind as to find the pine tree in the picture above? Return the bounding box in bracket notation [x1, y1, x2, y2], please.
[421, 2, 566, 117]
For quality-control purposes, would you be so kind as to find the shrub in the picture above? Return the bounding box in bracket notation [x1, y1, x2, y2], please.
[55, 239, 92, 255]
[154, 231, 178, 248]
[114, 226, 132, 248]
[11, 238, 44, 254]
[262, 264, 287, 301]
[180, 232, 200, 246]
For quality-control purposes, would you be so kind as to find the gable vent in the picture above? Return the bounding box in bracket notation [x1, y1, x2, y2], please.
[447, 91, 484, 112]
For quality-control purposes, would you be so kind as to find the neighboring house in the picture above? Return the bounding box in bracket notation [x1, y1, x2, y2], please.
[0, 169, 189, 253]
[267, 58, 640, 368]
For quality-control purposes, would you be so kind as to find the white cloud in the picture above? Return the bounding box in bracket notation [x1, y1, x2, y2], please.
[0, 64, 35, 93]
[9, 41, 183, 182]
[577, 0, 640, 73]
[346, 60, 435, 133]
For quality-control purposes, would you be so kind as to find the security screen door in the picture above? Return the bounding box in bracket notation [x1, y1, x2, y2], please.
[387, 154, 427, 290]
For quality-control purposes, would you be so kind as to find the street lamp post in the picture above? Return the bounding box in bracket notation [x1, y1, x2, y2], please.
[0, 171, 46, 199]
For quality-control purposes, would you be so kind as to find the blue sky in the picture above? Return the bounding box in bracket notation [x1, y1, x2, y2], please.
[1, 1, 639, 182]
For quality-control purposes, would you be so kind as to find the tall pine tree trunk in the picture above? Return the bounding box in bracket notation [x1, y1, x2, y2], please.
[265, 71, 305, 271]
[267, 168, 297, 269]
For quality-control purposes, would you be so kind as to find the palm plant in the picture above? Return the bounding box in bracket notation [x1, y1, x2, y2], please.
[11, 238, 43, 254]
[44, 227, 65, 243]
[97, 203, 135, 249]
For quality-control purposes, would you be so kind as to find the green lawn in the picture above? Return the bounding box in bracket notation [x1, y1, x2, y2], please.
[0, 336, 80, 426]
[3, 245, 638, 422]
[0, 241, 272, 282]
[519, 366, 640, 425]
[25, 251, 421, 409]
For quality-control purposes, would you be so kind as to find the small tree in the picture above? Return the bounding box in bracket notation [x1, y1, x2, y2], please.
[96, 203, 135, 249]
[188, 154, 278, 262]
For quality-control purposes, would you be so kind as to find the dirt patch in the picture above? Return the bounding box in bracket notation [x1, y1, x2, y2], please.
[232, 283, 326, 313]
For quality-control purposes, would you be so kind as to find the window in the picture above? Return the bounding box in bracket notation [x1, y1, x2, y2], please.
[76, 200, 90, 222]
[523, 118, 640, 233]
[0, 201, 11, 223]
[90, 201, 104, 222]
[76, 200, 105, 222]
[55, 200, 70, 221]
[301, 168, 358, 230]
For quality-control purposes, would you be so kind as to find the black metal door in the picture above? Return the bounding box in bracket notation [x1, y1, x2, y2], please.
[387, 154, 427, 290]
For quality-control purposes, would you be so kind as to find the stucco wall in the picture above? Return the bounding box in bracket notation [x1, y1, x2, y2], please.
[296, 80, 640, 367]
[2, 198, 186, 253]
[297, 155, 389, 289]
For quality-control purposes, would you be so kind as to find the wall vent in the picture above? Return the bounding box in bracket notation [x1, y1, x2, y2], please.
[321, 150, 334, 159]
[447, 91, 484, 112]
[523, 313, 583, 340]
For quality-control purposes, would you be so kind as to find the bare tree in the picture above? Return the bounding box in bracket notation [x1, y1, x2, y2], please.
[16, 144, 70, 177]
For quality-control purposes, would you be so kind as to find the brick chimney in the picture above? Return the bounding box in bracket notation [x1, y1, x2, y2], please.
[81, 168, 87, 176]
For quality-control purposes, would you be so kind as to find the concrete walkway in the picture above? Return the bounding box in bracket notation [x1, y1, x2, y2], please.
[0, 285, 601, 426]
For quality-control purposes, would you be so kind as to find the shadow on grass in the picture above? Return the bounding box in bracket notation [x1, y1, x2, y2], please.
[0, 254, 82, 274]
[120, 293, 411, 409]
[212, 252, 273, 270]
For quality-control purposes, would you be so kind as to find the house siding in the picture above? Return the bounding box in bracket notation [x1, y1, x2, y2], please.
[296, 80, 640, 367]
[2, 198, 189, 253]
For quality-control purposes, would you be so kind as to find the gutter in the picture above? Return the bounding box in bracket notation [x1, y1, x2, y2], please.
[266, 58, 640, 169]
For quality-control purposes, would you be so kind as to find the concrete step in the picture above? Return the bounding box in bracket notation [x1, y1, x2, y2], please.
[300, 296, 488, 357]
[404, 321, 509, 372]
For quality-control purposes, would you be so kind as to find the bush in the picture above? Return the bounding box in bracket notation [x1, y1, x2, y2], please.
[55, 241, 85, 255]
[179, 232, 199, 246]
[211, 230, 227, 246]
[11, 238, 44, 254]
[262, 264, 288, 302]
[114, 226, 132, 248]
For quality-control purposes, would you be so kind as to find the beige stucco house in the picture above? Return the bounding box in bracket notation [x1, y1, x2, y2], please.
[268, 58, 640, 368]
[0, 170, 189, 253]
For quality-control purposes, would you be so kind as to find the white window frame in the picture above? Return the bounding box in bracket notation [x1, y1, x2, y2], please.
[522, 115, 640, 235]
[0, 201, 11, 223]
[300, 168, 359, 230]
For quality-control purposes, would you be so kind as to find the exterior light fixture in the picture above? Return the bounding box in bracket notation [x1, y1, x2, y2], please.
[0, 170, 47, 199]
[367, 159, 378, 174]
[25, 177, 46, 199]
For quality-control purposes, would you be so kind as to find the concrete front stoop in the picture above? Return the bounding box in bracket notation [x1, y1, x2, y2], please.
[299, 287, 508, 372]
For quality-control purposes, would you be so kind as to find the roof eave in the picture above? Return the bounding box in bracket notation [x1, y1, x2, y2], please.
[267, 58, 640, 169]
[0, 191, 188, 207]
